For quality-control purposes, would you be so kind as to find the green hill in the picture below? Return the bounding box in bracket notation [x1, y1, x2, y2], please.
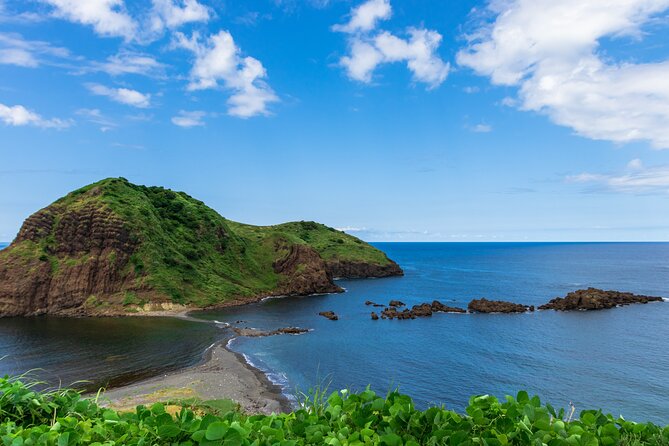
[0, 178, 402, 316]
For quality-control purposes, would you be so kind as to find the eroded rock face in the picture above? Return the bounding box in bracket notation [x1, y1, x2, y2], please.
[325, 260, 403, 279]
[468, 298, 533, 314]
[0, 205, 142, 317]
[273, 244, 342, 296]
[539, 288, 664, 311]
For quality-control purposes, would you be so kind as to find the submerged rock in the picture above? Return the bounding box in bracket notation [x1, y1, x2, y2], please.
[318, 311, 339, 321]
[389, 300, 405, 307]
[365, 300, 385, 307]
[468, 298, 533, 314]
[371, 312, 379, 320]
[539, 288, 664, 311]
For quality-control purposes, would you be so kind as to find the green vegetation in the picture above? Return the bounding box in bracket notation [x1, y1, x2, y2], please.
[1, 178, 397, 309]
[1, 376, 667, 446]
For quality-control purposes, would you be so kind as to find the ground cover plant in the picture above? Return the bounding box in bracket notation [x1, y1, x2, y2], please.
[1, 375, 668, 446]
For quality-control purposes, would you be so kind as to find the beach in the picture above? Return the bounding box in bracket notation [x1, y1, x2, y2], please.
[98, 341, 292, 415]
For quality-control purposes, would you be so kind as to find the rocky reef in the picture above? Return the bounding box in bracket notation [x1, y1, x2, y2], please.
[467, 298, 534, 314]
[380, 300, 466, 320]
[539, 288, 663, 311]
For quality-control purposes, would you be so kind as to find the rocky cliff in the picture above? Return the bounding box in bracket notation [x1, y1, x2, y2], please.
[0, 178, 402, 316]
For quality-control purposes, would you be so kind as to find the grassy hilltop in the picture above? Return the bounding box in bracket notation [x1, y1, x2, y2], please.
[0, 178, 401, 316]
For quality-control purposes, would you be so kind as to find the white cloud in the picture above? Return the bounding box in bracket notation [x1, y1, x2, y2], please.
[457, 0, 669, 149]
[171, 110, 206, 127]
[76, 108, 116, 131]
[567, 161, 669, 194]
[90, 51, 165, 77]
[470, 123, 492, 133]
[334, 0, 449, 88]
[173, 31, 278, 118]
[332, 0, 391, 33]
[0, 32, 72, 68]
[87, 83, 151, 108]
[0, 103, 71, 128]
[150, 0, 210, 33]
[43, 0, 137, 40]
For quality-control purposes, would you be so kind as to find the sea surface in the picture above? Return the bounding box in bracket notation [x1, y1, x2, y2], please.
[1, 242, 669, 423]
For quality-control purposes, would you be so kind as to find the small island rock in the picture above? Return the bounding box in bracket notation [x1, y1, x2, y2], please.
[468, 298, 533, 314]
[319, 311, 339, 321]
[539, 288, 664, 311]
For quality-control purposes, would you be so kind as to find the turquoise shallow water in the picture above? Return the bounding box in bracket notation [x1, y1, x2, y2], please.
[1, 242, 669, 423]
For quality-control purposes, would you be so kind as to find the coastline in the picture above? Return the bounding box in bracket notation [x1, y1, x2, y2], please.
[97, 339, 293, 415]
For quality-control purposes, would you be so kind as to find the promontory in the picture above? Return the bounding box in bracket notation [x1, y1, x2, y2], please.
[0, 178, 402, 317]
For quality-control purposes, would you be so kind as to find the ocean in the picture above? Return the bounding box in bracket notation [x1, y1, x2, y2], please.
[1, 242, 668, 423]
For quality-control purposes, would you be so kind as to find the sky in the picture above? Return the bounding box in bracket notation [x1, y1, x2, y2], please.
[1, 0, 669, 242]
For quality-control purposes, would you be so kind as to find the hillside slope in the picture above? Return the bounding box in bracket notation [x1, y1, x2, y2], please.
[0, 178, 402, 316]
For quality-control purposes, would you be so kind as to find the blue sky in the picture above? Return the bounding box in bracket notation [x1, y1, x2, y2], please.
[1, 0, 669, 242]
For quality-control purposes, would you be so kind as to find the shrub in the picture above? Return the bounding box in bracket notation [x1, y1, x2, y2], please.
[1, 376, 668, 446]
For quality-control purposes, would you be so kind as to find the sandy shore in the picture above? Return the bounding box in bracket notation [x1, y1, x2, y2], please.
[98, 341, 293, 415]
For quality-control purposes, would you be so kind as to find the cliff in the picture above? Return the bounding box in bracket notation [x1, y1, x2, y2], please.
[0, 178, 402, 316]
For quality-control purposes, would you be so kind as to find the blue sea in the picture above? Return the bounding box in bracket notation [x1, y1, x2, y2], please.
[1, 242, 669, 423]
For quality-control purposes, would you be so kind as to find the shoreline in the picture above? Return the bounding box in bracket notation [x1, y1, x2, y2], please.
[97, 339, 293, 415]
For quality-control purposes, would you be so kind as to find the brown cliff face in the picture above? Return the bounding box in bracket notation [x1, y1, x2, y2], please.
[0, 204, 143, 316]
[273, 244, 342, 296]
[325, 259, 403, 279]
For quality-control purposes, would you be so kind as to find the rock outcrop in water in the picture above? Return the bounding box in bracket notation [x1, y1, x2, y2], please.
[318, 311, 339, 321]
[538, 288, 663, 311]
[468, 298, 534, 314]
[380, 300, 466, 320]
[0, 178, 403, 317]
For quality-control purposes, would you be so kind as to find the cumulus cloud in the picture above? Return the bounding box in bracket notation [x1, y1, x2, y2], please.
[567, 161, 669, 194]
[0, 32, 72, 68]
[89, 50, 165, 77]
[171, 110, 206, 127]
[332, 0, 391, 33]
[0, 103, 71, 128]
[334, 0, 449, 88]
[457, 0, 669, 149]
[149, 0, 211, 33]
[87, 83, 151, 108]
[173, 31, 278, 118]
[43, 0, 137, 41]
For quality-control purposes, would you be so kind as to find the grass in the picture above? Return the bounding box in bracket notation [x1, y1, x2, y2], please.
[0, 178, 397, 308]
[1, 375, 668, 446]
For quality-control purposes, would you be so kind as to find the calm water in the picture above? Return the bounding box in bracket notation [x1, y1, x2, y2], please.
[1, 242, 669, 423]
[199, 243, 669, 423]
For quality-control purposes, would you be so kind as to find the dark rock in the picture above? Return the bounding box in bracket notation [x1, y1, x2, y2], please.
[319, 310, 339, 321]
[325, 260, 403, 279]
[365, 300, 385, 307]
[371, 312, 379, 320]
[411, 303, 433, 317]
[275, 327, 309, 335]
[468, 298, 532, 313]
[389, 300, 405, 307]
[539, 288, 664, 311]
[431, 300, 466, 313]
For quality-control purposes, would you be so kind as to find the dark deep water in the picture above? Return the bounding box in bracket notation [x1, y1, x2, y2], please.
[1, 242, 669, 423]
